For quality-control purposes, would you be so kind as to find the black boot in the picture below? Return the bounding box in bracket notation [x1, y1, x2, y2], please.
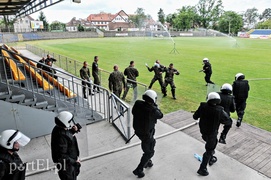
[236, 118, 242, 127]
[219, 134, 226, 144]
[197, 168, 209, 176]
[144, 160, 153, 168]
[171, 89, 176, 100]
[209, 156, 217, 166]
[133, 168, 145, 178]
[197, 153, 210, 176]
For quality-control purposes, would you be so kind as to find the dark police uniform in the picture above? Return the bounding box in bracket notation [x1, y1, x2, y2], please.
[202, 62, 214, 84]
[132, 100, 163, 176]
[193, 102, 231, 175]
[162, 66, 179, 99]
[232, 78, 250, 126]
[80, 66, 92, 98]
[51, 126, 80, 180]
[0, 147, 26, 180]
[122, 64, 139, 100]
[108, 70, 126, 98]
[217, 91, 235, 143]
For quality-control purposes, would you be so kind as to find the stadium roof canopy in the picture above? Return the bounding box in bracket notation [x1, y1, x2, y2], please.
[0, 0, 64, 17]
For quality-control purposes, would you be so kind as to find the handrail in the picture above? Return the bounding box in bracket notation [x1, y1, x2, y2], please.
[1, 49, 26, 81]
[10, 46, 36, 67]
[13, 54, 53, 91]
[41, 70, 76, 98]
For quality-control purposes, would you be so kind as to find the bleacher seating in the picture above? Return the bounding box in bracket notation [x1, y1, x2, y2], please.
[250, 29, 271, 35]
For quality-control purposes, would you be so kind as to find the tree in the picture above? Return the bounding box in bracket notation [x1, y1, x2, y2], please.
[173, 6, 198, 31]
[196, 0, 224, 28]
[50, 21, 66, 31]
[129, 8, 147, 28]
[38, 11, 49, 31]
[209, 0, 224, 30]
[77, 24, 84, 31]
[218, 11, 243, 35]
[158, 8, 165, 24]
[0, 15, 15, 32]
[243, 8, 259, 29]
[259, 8, 271, 21]
[256, 19, 271, 29]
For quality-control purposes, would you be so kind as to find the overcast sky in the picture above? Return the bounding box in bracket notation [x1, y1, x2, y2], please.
[31, 0, 271, 23]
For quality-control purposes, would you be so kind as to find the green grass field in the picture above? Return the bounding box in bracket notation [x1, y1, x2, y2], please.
[20, 37, 271, 132]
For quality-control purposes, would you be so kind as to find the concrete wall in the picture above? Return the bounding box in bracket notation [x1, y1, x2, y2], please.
[0, 31, 99, 43]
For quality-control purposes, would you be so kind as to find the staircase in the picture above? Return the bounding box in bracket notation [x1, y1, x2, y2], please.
[0, 44, 109, 138]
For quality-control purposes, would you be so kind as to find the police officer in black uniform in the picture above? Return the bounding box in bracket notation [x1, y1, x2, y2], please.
[51, 111, 81, 180]
[146, 60, 165, 93]
[132, 90, 163, 178]
[193, 92, 231, 176]
[201, 58, 214, 85]
[162, 63, 180, 99]
[232, 73, 250, 127]
[0, 129, 30, 180]
[218, 83, 235, 144]
[122, 60, 139, 101]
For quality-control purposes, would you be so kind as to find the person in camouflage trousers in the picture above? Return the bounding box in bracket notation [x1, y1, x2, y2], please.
[80, 61, 94, 99]
[122, 60, 139, 101]
[146, 60, 165, 93]
[162, 63, 180, 100]
[108, 65, 126, 98]
[92, 56, 101, 92]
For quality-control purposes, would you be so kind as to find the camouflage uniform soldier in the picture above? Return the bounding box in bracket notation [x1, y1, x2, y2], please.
[146, 60, 165, 93]
[122, 61, 139, 101]
[92, 56, 101, 92]
[80, 61, 94, 99]
[162, 63, 180, 100]
[108, 65, 126, 98]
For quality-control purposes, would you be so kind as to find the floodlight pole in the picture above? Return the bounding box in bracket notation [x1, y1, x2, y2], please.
[170, 43, 179, 54]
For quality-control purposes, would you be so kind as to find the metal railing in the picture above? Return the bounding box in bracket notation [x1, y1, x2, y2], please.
[0, 46, 110, 122]
[24, 44, 148, 141]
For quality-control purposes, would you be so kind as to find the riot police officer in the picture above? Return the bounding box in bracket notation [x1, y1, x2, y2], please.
[232, 73, 250, 127]
[0, 129, 30, 179]
[201, 58, 214, 85]
[51, 111, 81, 180]
[193, 92, 231, 176]
[218, 83, 235, 144]
[132, 90, 163, 178]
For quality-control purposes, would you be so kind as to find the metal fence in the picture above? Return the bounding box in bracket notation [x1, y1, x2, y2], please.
[24, 43, 148, 141]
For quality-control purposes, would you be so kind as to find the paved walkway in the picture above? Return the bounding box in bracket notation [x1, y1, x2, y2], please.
[21, 111, 270, 180]
[161, 110, 271, 178]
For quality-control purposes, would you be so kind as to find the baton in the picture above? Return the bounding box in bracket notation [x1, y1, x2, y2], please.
[125, 133, 136, 144]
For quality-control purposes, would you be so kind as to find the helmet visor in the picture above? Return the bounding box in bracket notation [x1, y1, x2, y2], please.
[15, 132, 30, 147]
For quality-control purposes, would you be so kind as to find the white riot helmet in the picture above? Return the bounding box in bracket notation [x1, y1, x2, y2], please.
[203, 57, 209, 63]
[142, 89, 157, 103]
[0, 129, 30, 150]
[55, 111, 74, 128]
[207, 92, 221, 105]
[235, 73, 245, 80]
[221, 83, 232, 94]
